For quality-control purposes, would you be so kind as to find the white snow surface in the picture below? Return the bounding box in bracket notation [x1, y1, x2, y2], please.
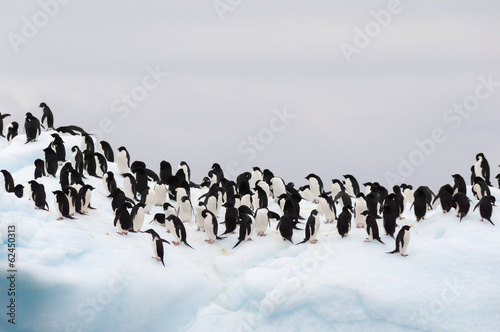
[1, 131, 500, 332]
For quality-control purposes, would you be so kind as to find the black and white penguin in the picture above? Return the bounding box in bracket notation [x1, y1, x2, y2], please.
[151, 213, 166, 226]
[473, 153, 492, 186]
[318, 192, 337, 223]
[82, 150, 97, 177]
[70, 146, 84, 178]
[334, 190, 352, 209]
[143, 229, 170, 266]
[473, 196, 496, 226]
[270, 177, 287, 202]
[28, 180, 49, 210]
[178, 195, 193, 223]
[343, 174, 360, 197]
[432, 184, 454, 213]
[50, 133, 66, 164]
[452, 192, 471, 222]
[361, 211, 384, 244]
[178, 161, 192, 184]
[39, 102, 54, 130]
[34, 159, 46, 179]
[221, 204, 239, 235]
[387, 225, 412, 257]
[401, 184, 414, 207]
[277, 214, 294, 244]
[139, 186, 156, 214]
[103, 171, 117, 197]
[411, 187, 428, 222]
[250, 167, 263, 191]
[0, 112, 11, 137]
[122, 173, 138, 201]
[254, 207, 272, 236]
[297, 209, 320, 244]
[337, 206, 353, 238]
[331, 179, 346, 200]
[202, 209, 224, 244]
[6, 121, 19, 143]
[43, 146, 58, 177]
[62, 185, 80, 215]
[133, 167, 149, 195]
[163, 202, 177, 221]
[392, 186, 405, 219]
[233, 214, 253, 249]
[195, 202, 207, 231]
[79, 184, 95, 213]
[154, 181, 167, 206]
[131, 202, 146, 232]
[382, 205, 398, 238]
[117, 146, 131, 174]
[353, 193, 368, 228]
[305, 173, 324, 203]
[471, 177, 491, 200]
[53, 190, 75, 220]
[55, 125, 87, 136]
[1, 169, 15, 193]
[165, 215, 194, 249]
[13, 185, 24, 198]
[452, 174, 467, 196]
[94, 152, 108, 178]
[81, 132, 94, 153]
[99, 140, 114, 162]
[24, 112, 41, 143]
[114, 202, 134, 235]
[159, 160, 172, 184]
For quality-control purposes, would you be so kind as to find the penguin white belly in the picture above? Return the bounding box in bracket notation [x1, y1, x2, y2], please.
[310, 217, 320, 242]
[400, 231, 410, 255]
[54, 196, 63, 219]
[319, 199, 335, 221]
[66, 194, 75, 215]
[179, 203, 192, 223]
[204, 218, 216, 242]
[123, 178, 135, 200]
[240, 194, 253, 210]
[195, 208, 205, 231]
[354, 199, 367, 227]
[133, 208, 145, 232]
[154, 184, 167, 206]
[117, 151, 129, 174]
[206, 197, 217, 215]
[254, 210, 268, 235]
[474, 160, 483, 180]
[165, 219, 175, 234]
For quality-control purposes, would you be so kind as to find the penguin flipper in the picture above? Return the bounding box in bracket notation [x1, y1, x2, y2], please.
[376, 238, 385, 244]
[161, 239, 171, 245]
[233, 240, 242, 249]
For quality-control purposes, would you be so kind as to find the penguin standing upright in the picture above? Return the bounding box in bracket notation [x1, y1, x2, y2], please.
[1, 169, 15, 193]
[24, 112, 41, 143]
[452, 192, 471, 222]
[34, 159, 46, 179]
[221, 204, 239, 235]
[122, 173, 138, 201]
[50, 133, 66, 164]
[382, 205, 398, 238]
[154, 181, 167, 206]
[99, 141, 114, 162]
[0, 113, 11, 137]
[178, 195, 193, 223]
[297, 209, 320, 244]
[71, 146, 84, 178]
[433, 184, 454, 213]
[202, 209, 224, 244]
[474, 196, 496, 225]
[81, 133, 94, 153]
[63, 186, 80, 215]
[117, 146, 131, 174]
[337, 206, 352, 238]
[131, 203, 146, 232]
[387, 225, 412, 256]
[102, 172, 117, 197]
[411, 187, 428, 222]
[305, 173, 324, 203]
[94, 153, 108, 178]
[140, 186, 156, 214]
[166, 215, 194, 249]
[318, 193, 337, 223]
[452, 174, 467, 196]
[353, 193, 368, 228]
[473, 153, 492, 186]
[343, 174, 360, 197]
[39, 102, 54, 130]
[53, 190, 75, 220]
[159, 160, 172, 184]
[362, 211, 384, 244]
[277, 214, 294, 243]
[254, 208, 272, 236]
[114, 202, 134, 235]
[195, 202, 207, 231]
[28, 180, 49, 210]
[79, 184, 95, 213]
[6, 122, 19, 143]
[43, 146, 59, 177]
[471, 177, 491, 200]
[233, 214, 253, 249]
[143, 229, 170, 266]
[270, 177, 287, 202]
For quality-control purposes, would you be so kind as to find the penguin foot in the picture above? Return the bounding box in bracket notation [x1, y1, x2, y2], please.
[196, 228, 201, 231]
[70, 213, 74, 216]
[173, 242, 180, 245]
[247, 238, 253, 241]
[205, 239, 214, 244]
[480, 218, 484, 221]
[401, 254, 408, 257]
[57, 217, 63, 220]
[364, 239, 371, 242]
[167, 230, 171, 233]
[117, 232, 123, 235]
[310, 240, 318, 244]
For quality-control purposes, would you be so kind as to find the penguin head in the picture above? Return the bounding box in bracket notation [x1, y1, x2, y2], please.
[476, 153, 485, 161]
[39, 102, 47, 108]
[310, 209, 319, 216]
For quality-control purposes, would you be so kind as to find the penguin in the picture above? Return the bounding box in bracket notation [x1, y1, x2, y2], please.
[210, 163, 225, 185]
[39, 102, 54, 130]
[122, 173, 138, 201]
[24, 112, 41, 143]
[361, 211, 384, 244]
[333, 190, 352, 209]
[79, 184, 95, 213]
[13, 185, 24, 198]
[139, 186, 155, 214]
[82, 150, 97, 177]
[270, 177, 287, 202]
[496, 173, 500, 189]
[94, 153, 108, 178]
[70, 146, 84, 178]
[175, 186, 190, 205]
[262, 168, 275, 185]
[131, 160, 146, 173]
[221, 204, 239, 235]
[305, 173, 324, 203]
[401, 184, 414, 207]
[256, 179, 271, 199]
[166, 215, 194, 249]
[254, 207, 272, 236]
[178, 195, 193, 223]
[318, 192, 337, 223]
[1, 169, 15, 193]
[0, 112, 11, 137]
[151, 213, 166, 226]
[343, 174, 360, 197]
[337, 206, 353, 238]
[114, 202, 134, 235]
[202, 209, 224, 244]
[143, 229, 170, 266]
[452, 192, 471, 222]
[298, 185, 315, 203]
[471, 177, 491, 200]
[63, 185, 81, 215]
[178, 161, 192, 183]
[34, 159, 46, 179]
[28, 180, 49, 211]
[353, 193, 368, 228]
[163, 202, 177, 220]
[134, 167, 149, 195]
[154, 181, 167, 206]
[473, 153, 492, 186]
[55, 125, 87, 136]
[384, 193, 402, 221]
[392, 185, 405, 218]
[195, 202, 207, 231]
[250, 167, 263, 191]
[432, 184, 454, 213]
[410, 187, 428, 222]
[473, 196, 496, 226]
[365, 192, 381, 219]
[102, 172, 117, 197]
[233, 213, 253, 249]
[53, 190, 75, 220]
[131, 202, 146, 232]
[50, 133, 66, 164]
[253, 185, 269, 209]
[452, 174, 467, 196]
[387, 225, 412, 257]
[43, 145, 59, 177]
[296, 209, 320, 244]
[81, 132, 94, 153]
[159, 160, 172, 184]
[382, 205, 398, 238]
[99, 140, 114, 162]
[331, 179, 346, 200]
[6, 122, 19, 143]
[117, 146, 131, 174]
[277, 214, 294, 243]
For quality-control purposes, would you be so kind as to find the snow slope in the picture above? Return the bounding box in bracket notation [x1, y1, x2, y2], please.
[1, 131, 500, 332]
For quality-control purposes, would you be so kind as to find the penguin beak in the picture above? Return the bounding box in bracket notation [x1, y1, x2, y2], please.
[410, 224, 414, 228]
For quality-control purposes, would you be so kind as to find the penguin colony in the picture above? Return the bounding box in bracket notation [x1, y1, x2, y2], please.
[1, 104, 498, 266]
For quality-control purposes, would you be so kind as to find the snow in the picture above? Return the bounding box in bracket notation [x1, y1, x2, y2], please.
[1, 131, 500, 332]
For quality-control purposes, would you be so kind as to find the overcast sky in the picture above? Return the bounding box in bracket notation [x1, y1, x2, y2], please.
[2, 1, 500, 190]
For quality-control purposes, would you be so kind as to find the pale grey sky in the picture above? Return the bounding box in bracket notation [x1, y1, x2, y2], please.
[2, 1, 500, 190]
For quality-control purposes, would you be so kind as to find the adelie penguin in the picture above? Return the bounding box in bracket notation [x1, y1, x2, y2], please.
[114, 202, 134, 235]
[99, 140, 114, 162]
[195, 202, 207, 231]
[165, 215, 194, 249]
[433, 184, 454, 213]
[337, 206, 353, 238]
[452, 192, 471, 222]
[473, 153, 492, 186]
[297, 209, 320, 244]
[117, 146, 131, 174]
[318, 192, 337, 223]
[361, 211, 384, 244]
[471, 177, 490, 200]
[53, 190, 76, 220]
[387, 225, 413, 257]
[203, 209, 225, 244]
[277, 214, 294, 244]
[382, 205, 398, 238]
[34, 159, 46, 179]
[39, 102, 54, 130]
[233, 214, 254, 249]
[24, 112, 41, 143]
[1, 169, 15, 193]
[411, 187, 428, 222]
[221, 204, 239, 235]
[254, 207, 279, 236]
[0, 112, 11, 137]
[102, 172, 117, 197]
[131, 203, 146, 232]
[79, 184, 95, 213]
[6, 121, 19, 143]
[143, 229, 170, 267]
[353, 193, 367, 228]
[343, 174, 360, 197]
[452, 174, 467, 196]
[474, 196, 496, 226]
[28, 180, 49, 211]
[43, 145, 59, 177]
[305, 173, 324, 203]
